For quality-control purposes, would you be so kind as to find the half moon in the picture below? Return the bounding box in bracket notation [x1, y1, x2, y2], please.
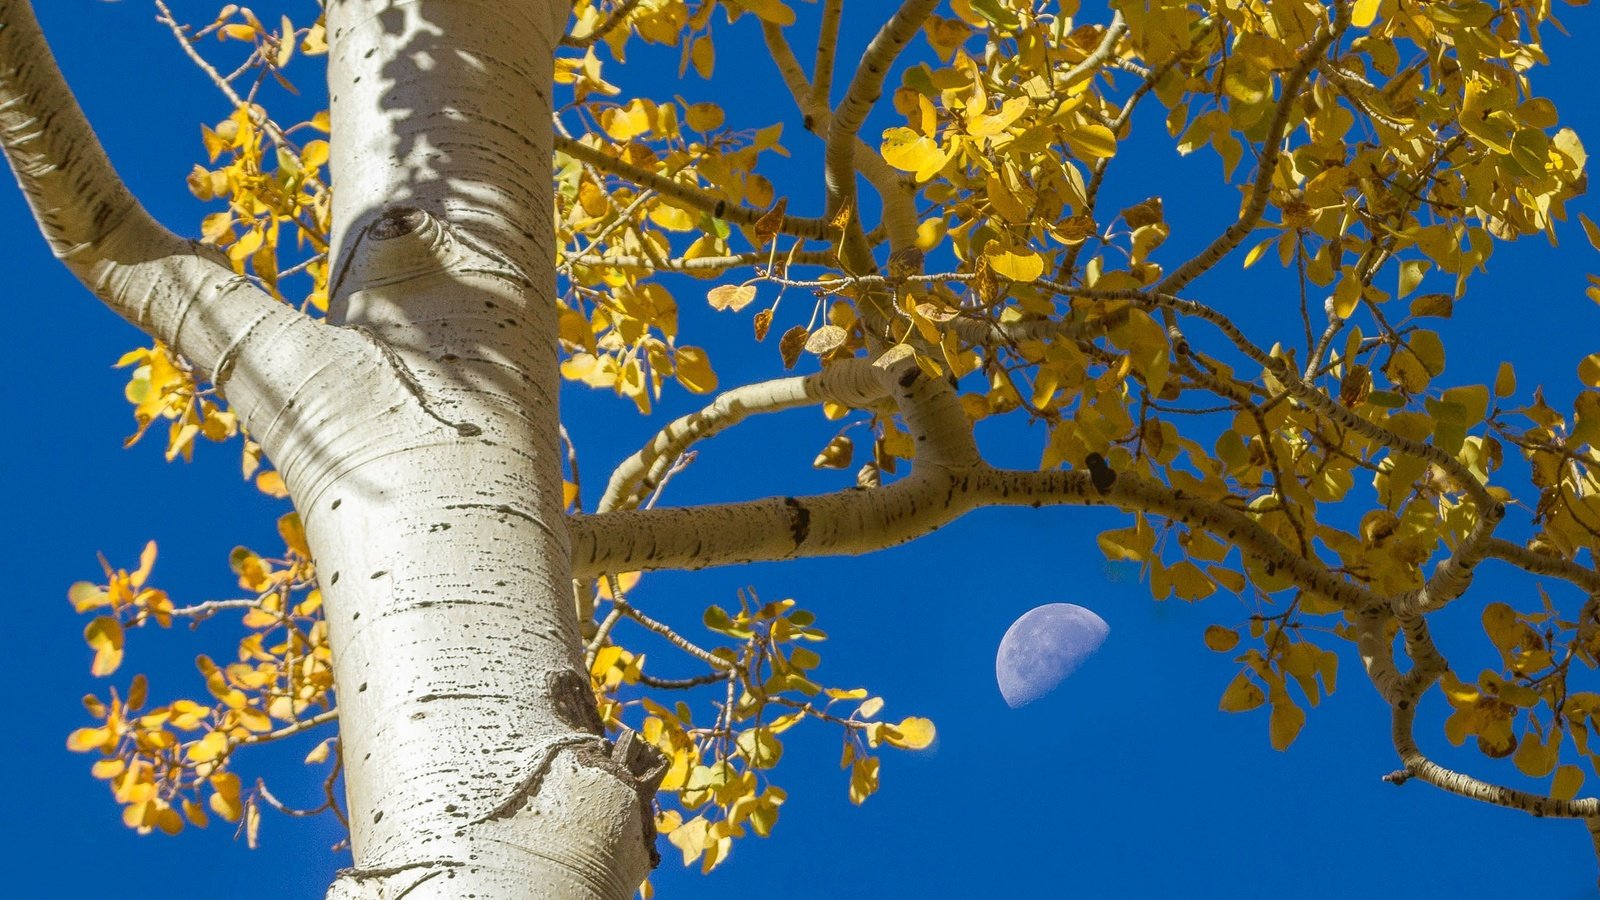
[996, 603, 1110, 708]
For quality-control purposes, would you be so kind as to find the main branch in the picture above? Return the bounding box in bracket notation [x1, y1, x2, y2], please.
[0, 0, 303, 384]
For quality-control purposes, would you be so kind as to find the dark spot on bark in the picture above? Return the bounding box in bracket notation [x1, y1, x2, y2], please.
[429, 523, 452, 532]
[897, 367, 920, 388]
[371, 570, 388, 579]
[410, 711, 426, 720]
[352, 611, 361, 620]
[445, 804, 458, 813]
[359, 682, 367, 692]
[1086, 453, 1116, 494]
[803, 114, 814, 131]
[330, 572, 340, 584]
[456, 423, 482, 437]
[713, 199, 726, 218]
[546, 669, 604, 734]
[331, 498, 341, 510]
[783, 497, 811, 546]
[372, 810, 383, 823]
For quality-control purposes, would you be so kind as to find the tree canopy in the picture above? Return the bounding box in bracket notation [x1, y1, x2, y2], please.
[9, 0, 1600, 895]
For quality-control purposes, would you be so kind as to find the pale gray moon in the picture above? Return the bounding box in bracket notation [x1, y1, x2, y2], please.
[996, 603, 1110, 708]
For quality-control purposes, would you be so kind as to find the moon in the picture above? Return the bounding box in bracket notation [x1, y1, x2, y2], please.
[996, 603, 1110, 708]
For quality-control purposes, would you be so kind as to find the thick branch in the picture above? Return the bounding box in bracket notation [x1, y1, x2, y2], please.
[599, 358, 890, 513]
[0, 0, 292, 380]
[573, 462, 1379, 613]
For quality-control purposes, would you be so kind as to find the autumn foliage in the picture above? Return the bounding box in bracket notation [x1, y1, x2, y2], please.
[54, 0, 1600, 886]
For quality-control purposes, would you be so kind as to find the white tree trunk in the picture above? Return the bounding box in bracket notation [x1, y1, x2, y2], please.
[0, 0, 658, 894]
[304, 2, 656, 896]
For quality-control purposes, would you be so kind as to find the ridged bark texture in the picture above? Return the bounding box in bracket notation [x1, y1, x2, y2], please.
[292, 2, 655, 897]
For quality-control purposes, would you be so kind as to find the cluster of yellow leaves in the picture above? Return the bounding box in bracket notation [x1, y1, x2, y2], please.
[189, 99, 331, 310]
[66, 517, 337, 842]
[1206, 619, 1339, 751]
[587, 590, 933, 875]
[115, 343, 237, 462]
[1426, 588, 1600, 800]
[554, 108, 792, 411]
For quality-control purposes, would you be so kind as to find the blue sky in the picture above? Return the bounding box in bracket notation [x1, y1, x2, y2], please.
[5, 1, 1600, 897]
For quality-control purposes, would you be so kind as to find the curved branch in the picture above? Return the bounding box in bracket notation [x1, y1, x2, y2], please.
[822, 0, 937, 225]
[554, 134, 830, 241]
[1486, 539, 1600, 593]
[1388, 699, 1600, 819]
[0, 0, 294, 380]
[599, 358, 890, 513]
[1390, 501, 1505, 616]
[760, 19, 919, 253]
[573, 461, 1380, 613]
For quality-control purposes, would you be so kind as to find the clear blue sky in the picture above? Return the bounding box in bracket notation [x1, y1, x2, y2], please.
[5, 2, 1600, 897]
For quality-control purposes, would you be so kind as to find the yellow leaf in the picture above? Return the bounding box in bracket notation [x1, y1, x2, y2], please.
[1203, 625, 1240, 653]
[685, 102, 724, 133]
[68, 726, 113, 753]
[1351, 0, 1381, 28]
[736, 727, 783, 769]
[1268, 691, 1305, 751]
[84, 616, 124, 676]
[1331, 275, 1361, 319]
[730, 0, 796, 25]
[1063, 122, 1117, 159]
[707, 284, 757, 312]
[674, 346, 718, 394]
[277, 511, 310, 558]
[300, 139, 330, 171]
[848, 756, 880, 805]
[1494, 361, 1516, 398]
[885, 716, 936, 750]
[68, 581, 109, 612]
[983, 240, 1043, 281]
[601, 100, 654, 141]
[813, 434, 853, 469]
[1219, 672, 1265, 712]
[304, 738, 333, 766]
[1553, 764, 1585, 801]
[255, 470, 288, 497]
[187, 730, 230, 765]
[880, 127, 948, 182]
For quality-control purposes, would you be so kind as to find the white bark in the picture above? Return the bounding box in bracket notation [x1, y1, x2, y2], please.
[307, 2, 655, 897]
[2, 0, 660, 896]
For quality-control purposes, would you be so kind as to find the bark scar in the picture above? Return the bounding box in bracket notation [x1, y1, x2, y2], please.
[783, 496, 811, 547]
[347, 324, 482, 437]
[474, 733, 601, 824]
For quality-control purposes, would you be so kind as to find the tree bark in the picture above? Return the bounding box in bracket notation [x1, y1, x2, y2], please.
[0, 0, 659, 895]
[310, 2, 655, 897]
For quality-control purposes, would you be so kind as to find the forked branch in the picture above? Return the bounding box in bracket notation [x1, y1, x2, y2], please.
[0, 0, 310, 389]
